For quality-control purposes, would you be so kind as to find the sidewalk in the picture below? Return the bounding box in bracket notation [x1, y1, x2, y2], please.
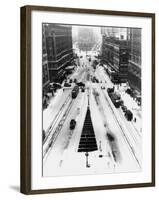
[114, 82, 142, 134]
[43, 66, 85, 133]
[43, 88, 71, 132]
[97, 67, 142, 134]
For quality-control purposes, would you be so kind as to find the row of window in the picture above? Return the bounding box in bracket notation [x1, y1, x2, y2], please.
[130, 54, 141, 65]
[48, 52, 73, 70]
[43, 64, 49, 84]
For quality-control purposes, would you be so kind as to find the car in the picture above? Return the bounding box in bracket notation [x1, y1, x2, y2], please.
[64, 82, 71, 87]
[113, 101, 121, 108]
[107, 87, 114, 94]
[92, 76, 99, 83]
[81, 87, 85, 92]
[126, 88, 135, 97]
[72, 85, 79, 98]
[70, 119, 76, 130]
[76, 82, 85, 87]
[42, 130, 46, 141]
[96, 79, 99, 83]
[119, 100, 124, 106]
[101, 86, 105, 89]
[136, 96, 141, 106]
[49, 82, 61, 89]
[121, 105, 127, 112]
[125, 110, 133, 121]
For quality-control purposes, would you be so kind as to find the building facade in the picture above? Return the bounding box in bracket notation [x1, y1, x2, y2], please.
[42, 26, 50, 95]
[101, 27, 129, 83]
[128, 28, 141, 92]
[43, 24, 74, 83]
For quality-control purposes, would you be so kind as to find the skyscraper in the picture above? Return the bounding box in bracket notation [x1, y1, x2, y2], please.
[128, 28, 141, 92]
[43, 24, 74, 83]
[101, 27, 129, 83]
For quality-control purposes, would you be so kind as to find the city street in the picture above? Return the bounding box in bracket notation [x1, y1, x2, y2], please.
[43, 51, 142, 177]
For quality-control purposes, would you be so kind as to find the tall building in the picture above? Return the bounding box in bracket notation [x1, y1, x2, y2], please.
[101, 27, 127, 40]
[128, 28, 141, 92]
[43, 24, 74, 83]
[42, 26, 50, 95]
[101, 27, 129, 83]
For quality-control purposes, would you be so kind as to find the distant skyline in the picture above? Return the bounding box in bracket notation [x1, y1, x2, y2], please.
[101, 27, 128, 40]
[72, 25, 102, 43]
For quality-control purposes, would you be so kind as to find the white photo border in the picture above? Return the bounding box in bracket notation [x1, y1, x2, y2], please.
[31, 9, 153, 190]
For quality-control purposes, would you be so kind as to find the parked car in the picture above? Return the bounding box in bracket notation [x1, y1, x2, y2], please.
[126, 88, 135, 98]
[136, 96, 141, 106]
[49, 82, 61, 89]
[107, 87, 114, 94]
[121, 105, 127, 112]
[119, 100, 124, 106]
[64, 82, 71, 87]
[125, 110, 133, 121]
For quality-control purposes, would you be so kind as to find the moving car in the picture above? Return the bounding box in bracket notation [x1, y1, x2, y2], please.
[70, 119, 76, 130]
[76, 82, 85, 87]
[72, 85, 79, 98]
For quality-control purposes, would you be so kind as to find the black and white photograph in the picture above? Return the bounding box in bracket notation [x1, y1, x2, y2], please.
[42, 24, 142, 177]
[20, 5, 155, 193]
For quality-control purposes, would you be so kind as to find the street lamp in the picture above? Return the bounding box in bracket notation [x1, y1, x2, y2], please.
[85, 152, 90, 168]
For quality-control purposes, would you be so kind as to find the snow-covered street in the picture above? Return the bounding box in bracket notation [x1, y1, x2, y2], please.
[43, 52, 142, 177]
